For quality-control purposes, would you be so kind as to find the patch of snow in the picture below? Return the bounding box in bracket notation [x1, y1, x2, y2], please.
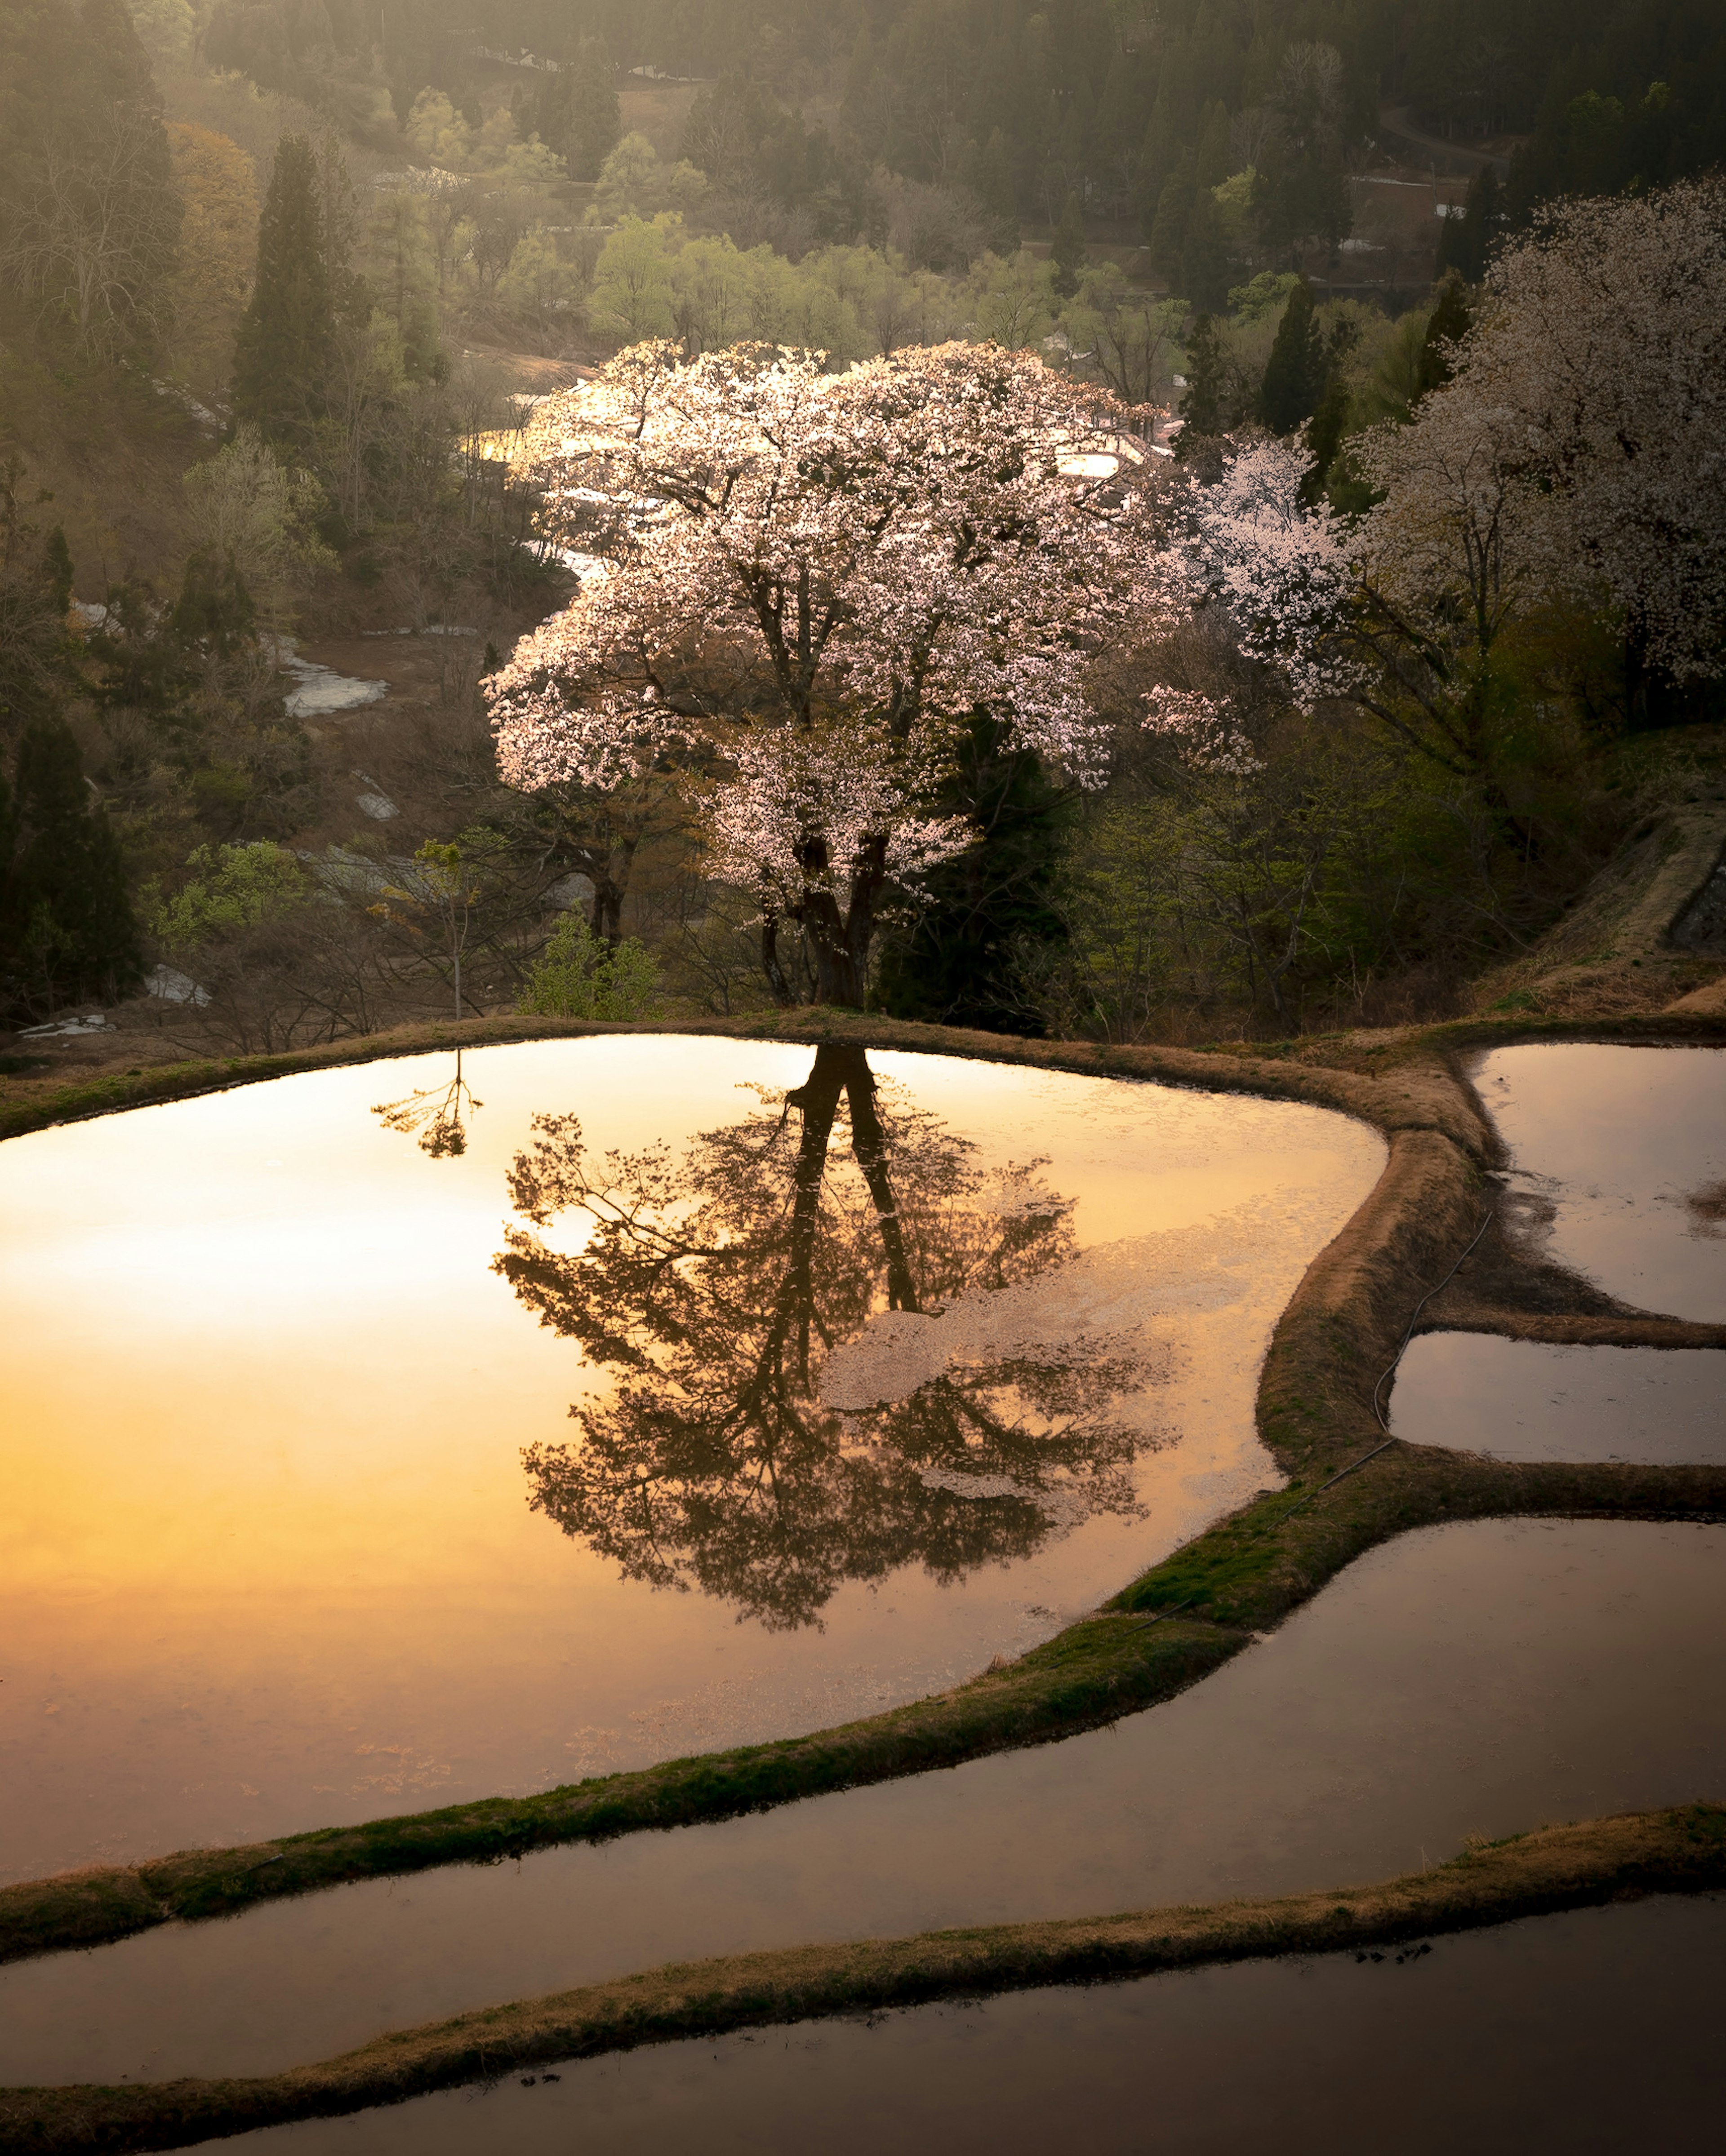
[272, 639, 388, 718]
[21, 1014, 109, 1037]
[152, 379, 222, 430]
[146, 963, 210, 1007]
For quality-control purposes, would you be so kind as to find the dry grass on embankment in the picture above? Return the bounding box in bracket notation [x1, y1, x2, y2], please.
[3, 1009, 1724, 1972]
[4, 1805, 1723, 2154]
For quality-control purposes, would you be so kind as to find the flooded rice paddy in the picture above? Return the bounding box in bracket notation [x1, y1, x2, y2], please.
[1468, 1043, 1726, 1319]
[0, 1037, 1383, 1883]
[1392, 1335, 1726, 1461]
[6, 1517, 1724, 2086]
[215, 1895, 1726, 2156]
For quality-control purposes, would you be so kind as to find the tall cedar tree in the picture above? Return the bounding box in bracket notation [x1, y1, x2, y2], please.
[1176, 312, 1229, 445]
[231, 134, 335, 450]
[531, 37, 622, 181]
[1438, 165, 1503, 285]
[1258, 277, 1326, 435]
[2, 719, 141, 1013]
[874, 713, 1070, 1036]
[1414, 272, 1474, 403]
[1050, 191, 1087, 298]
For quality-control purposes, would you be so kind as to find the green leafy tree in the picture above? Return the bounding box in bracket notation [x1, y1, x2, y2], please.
[231, 133, 335, 449]
[517, 914, 661, 1020]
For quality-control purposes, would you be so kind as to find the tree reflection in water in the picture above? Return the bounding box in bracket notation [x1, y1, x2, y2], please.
[373, 1048, 483, 1158]
[494, 1045, 1161, 1629]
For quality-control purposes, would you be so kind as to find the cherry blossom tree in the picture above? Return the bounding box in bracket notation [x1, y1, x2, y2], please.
[487, 341, 1173, 1006]
[1451, 178, 1726, 718]
[1172, 178, 1726, 763]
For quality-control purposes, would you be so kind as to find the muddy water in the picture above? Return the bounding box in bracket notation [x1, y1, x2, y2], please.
[0, 1038, 1382, 1883]
[1468, 1043, 1726, 1320]
[6, 1518, 1723, 2087]
[215, 1896, 1726, 2156]
[1392, 1335, 1726, 1461]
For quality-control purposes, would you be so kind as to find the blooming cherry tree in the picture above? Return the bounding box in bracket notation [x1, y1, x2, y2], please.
[487, 341, 1173, 1005]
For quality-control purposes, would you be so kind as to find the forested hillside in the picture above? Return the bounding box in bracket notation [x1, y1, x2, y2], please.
[1, 0, 1722, 1063]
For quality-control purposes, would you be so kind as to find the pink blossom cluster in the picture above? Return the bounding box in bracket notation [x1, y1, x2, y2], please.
[1178, 439, 1357, 710]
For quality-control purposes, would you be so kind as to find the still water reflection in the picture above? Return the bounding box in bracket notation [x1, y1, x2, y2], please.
[1469, 1044, 1726, 1321]
[220, 1897, 1726, 2156]
[1392, 1335, 1726, 1462]
[4, 1519, 1720, 2088]
[0, 1038, 1382, 1881]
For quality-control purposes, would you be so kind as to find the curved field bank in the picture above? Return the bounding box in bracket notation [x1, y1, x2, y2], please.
[3, 1806, 1723, 2153]
[2, 1010, 1723, 1970]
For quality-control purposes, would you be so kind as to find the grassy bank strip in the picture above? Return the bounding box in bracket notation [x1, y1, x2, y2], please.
[4, 1806, 1722, 2155]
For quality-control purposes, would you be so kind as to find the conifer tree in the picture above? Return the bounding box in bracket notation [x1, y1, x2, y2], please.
[874, 713, 1070, 1036]
[1180, 186, 1231, 311]
[1414, 271, 1473, 404]
[537, 37, 622, 181]
[231, 133, 334, 451]
[1177, 312, 1229, 444]
[1148, 157, 1194, 286]
[1438, 165, 1502, 286]
[1257, 275, 1325, 434]
[1, 719, 141, 1012]
[1050, 190, 1086, 297]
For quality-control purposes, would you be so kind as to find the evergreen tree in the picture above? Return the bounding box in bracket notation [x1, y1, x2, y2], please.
[537, 36, 622, 181]
[874, 713, 1071, 1037]
[1179, 185, 1231, 311]
[231, 133, 335, 451]
[1, 719, 141, 1013]
[1050, 190, 1086, 297]
[1177, 312, 1229, 445]
[1148, 157, 1194, 287]
[1257, 275, 1326, 435]
[1193, 98, 1232, 188]
[1437, 165, 1502, 285]
[1414, 272, 1473, 404]
[965, 126, 1019, 250]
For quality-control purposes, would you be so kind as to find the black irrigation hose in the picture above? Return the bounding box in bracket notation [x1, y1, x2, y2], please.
[1277, 1208, 1496, 1521]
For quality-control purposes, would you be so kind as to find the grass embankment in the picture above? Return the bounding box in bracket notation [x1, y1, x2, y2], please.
[4, 1804, 1723, 2154]
[3, 1009, 1724, 1970]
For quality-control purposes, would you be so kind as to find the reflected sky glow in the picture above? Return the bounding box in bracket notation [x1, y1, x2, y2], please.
[0, 1038, 1382, 1881]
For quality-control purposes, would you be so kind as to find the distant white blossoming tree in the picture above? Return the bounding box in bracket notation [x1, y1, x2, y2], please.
[487, 340, 1171, 1006]
[1171, 177, 1726, 773]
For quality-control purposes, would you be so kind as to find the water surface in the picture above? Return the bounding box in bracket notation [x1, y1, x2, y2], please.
[0, 1038, 1381, 1881]
[1468, 1043, 1726, 1319]
[6, 1518, 1721, 2086]
[1392, 1335, 1726, 1461]
[218, 1896, 1726, 2156]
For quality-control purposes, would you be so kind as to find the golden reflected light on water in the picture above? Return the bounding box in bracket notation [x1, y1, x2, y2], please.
[0, 1038, 1383, 1881]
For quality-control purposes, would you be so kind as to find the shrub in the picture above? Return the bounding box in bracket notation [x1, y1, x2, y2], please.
[518, 915, 661, 1020]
